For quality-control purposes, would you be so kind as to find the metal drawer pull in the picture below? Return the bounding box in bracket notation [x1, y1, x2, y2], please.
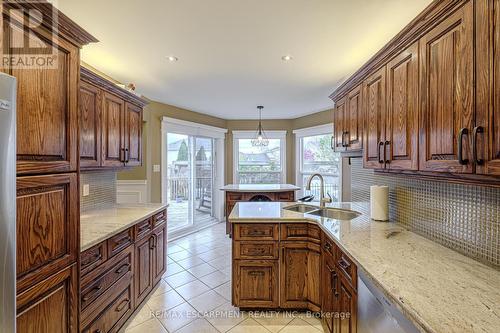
[82, 253, 102, 266]
[82, 285, 102, 302]
[248, 230, 265, 236]
[384, 140, 391, 164]
[323, 243, 331, 251]
[378, 141, 384, 164]
[115, 263, 130, 274]
[138, 223, 151, 232]
[115, 298, 130, 312]
[338, 258, 351, 270]
[458, 128, 469, 165]
[472, 126, 484, 165]
[248, 271, 265, 277]
[332, 271, 339, 297]
[114, 235, 131, 247]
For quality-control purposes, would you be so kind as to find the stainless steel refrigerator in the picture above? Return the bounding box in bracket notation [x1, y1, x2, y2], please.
[0, 72, 17, 333]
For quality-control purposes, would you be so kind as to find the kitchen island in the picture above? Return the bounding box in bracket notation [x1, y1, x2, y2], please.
[229, 201, 500, 333]
[221, 184, 300, 234]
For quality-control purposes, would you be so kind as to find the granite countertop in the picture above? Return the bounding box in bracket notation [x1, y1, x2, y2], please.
[80, 203, 167, 252]
[229, 201, 500, 333]
[220, 184, 300, 192]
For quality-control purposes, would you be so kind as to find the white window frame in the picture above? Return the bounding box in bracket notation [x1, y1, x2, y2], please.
[293, 123, 341, 198]
[232, 130, 287, 184]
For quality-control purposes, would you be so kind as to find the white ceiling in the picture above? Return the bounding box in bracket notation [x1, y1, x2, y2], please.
[56, 0, 432, 119]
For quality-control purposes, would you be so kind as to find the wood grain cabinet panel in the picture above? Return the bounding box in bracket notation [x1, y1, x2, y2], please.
[333, 96, 347, 152]
[386, 42, 419, 170]
[476, 0, 500, 176]
[16, 173, 78, 291]
[152, 225, 167, 285]
[233, 260, 279, 308]
[346, 85, 363, 151]
[16, 264, 78, 333]
[124, 102, 143, 167]
[134, 235, 153, 306]
[102, 92, 126, 167]
[4, 21, 79, 175]
[363, 67, 386, 169]
[338, 275, 357, 333]
[79, 81, 102, 168]
[418, 1, 474, 173]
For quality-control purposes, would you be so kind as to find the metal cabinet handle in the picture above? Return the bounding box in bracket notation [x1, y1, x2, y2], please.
[384, 140, 391, 164]
[458, 128, 469, 165]
[149, 236, 155, 250]
[82, 285, 102, 302]
[332, 270, 339, 298]
[125, 148, 129, 163]
[378, 141, 384, 164]
[82, 252, 102, 267]
[343, 131, 350, 148]
[331, 136, 335, 150]
[323, 242, 331, 252]
[472, 126, 484, 165]
[248, 271, 265, 277]
[120, 148, 125, 162]
[115, 263, 130, 274]
[338, 257, 350, 271]
[115, 298, 130, 312]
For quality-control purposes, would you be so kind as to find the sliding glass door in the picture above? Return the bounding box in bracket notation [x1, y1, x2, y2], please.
[166, 133, 215, 232]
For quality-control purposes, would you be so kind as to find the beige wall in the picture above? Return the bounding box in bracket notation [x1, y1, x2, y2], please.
[118, 100, 333, 202]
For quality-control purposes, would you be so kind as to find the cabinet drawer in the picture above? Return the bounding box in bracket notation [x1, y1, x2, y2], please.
[233, 224, 279, 241]
[227, 192, 243, 201]
[276, 191, 294, 201]
[81, 242, 107, 276]
[81, 248, 133, 310]
[281, 224, 321, 242]
[321, 233, 336, 259]
[135, 218, 153, 241]
[152, 210, 166, 228]
[107, 228, 133, 258]
[336, 249, 357, 290]
[233, 241, 278, 259]
[82, 281, 134, 333]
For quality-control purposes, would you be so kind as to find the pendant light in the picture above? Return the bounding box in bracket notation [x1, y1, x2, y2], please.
[251, 106, 269, 147]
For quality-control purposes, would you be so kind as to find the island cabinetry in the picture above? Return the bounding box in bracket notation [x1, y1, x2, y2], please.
[231, 223, 321, 310]
[80, 209, 167, 333]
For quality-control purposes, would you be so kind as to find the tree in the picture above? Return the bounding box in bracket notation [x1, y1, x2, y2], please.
[177, 140, 188, 161]
[196, 145, 207, 161]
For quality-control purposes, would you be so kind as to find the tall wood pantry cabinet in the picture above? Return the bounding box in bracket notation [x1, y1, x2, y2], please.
[2, 2, 98, 332]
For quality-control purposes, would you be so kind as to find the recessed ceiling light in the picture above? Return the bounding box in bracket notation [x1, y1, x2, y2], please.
[167, 56, 178, 62]
[281, 55, 293, 61]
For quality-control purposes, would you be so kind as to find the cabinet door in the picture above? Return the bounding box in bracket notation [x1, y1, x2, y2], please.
[16, 173, 78, 291]
[321, 248, 337, 333]
[338, 275, 357, 333]
[345, 85, 363, 151]
[233, 260, 279, 308]
[124, 102, 143, 167]
[80, 81, 102, 168]
[333, 97, 347, 152]
[152, 225, 167, 285]
[102, 92, 125, 167]
[135, 235, 153, 305]
[363, 67, 386, 169]
[280, 243, 309, 308]
[16, 264, 78, 333]
[419, 2, 474, 173]
[386, 42, 419, 170]
[476, 0, 500, 175]
[3, 20, 79, 175]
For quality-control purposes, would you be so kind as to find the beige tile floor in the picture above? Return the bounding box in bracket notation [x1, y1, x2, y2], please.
[121, 222, 325, 333]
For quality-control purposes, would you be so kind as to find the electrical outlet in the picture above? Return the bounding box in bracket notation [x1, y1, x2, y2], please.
[82, 184, 90, 197]
[153, 164, 161, 173]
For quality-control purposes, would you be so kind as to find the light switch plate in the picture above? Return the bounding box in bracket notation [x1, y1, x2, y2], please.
[153, 164, 161, 173]
[82, 184, 90, 197]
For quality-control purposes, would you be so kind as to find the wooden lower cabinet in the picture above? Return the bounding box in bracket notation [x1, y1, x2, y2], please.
[81, 209, 167, 332]
[233, 260, 279, 308]
[338, 275, 357, 333]
[16, 264, 78, 333]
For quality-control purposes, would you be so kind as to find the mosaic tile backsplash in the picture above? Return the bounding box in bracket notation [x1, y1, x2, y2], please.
[350, 158, 500, 268]
[80, 171, 117, 212]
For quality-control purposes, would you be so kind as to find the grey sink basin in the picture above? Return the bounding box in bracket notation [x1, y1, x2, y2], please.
[307, 208, 361, 220]
[283, 204, 318, 213]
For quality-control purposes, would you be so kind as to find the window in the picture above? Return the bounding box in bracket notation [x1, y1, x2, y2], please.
[294, 124, 341, 202]
[233, 131, 287, 184]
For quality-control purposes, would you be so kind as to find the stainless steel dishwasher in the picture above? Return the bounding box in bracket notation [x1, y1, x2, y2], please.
[358, 270, 421, 333]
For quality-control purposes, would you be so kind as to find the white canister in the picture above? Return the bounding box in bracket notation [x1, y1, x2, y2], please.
[370, 185, 389, 221]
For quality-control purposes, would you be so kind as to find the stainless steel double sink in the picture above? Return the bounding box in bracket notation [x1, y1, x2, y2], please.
[283, 204, 361, 220]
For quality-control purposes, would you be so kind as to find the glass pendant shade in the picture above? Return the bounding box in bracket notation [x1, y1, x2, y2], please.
[251, 106, 269, 147]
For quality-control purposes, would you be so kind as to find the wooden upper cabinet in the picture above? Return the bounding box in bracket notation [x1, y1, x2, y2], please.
[418, 1, 474, 173]
[3, 21, 79, 175]
[345, 85, 363, 151]
[124, 102, 143, 167]
[363, 67, 386, 169]
[16, 173, 78, 291]
[386, 42, 419, 170]
[80, 81, 102, 168]
[333, 96, 347, 152]
[102, 92, 125, 167]
[476, 0, 500, 176]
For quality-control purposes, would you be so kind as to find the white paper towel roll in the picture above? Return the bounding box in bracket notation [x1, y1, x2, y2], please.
[370, 185, 389, 221]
